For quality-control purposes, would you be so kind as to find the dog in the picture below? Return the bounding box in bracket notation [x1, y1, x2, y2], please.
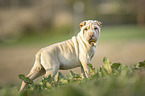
[19, 20, 102, 92]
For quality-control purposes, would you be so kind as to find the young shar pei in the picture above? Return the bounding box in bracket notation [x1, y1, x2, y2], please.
[19, 20, 102, 92]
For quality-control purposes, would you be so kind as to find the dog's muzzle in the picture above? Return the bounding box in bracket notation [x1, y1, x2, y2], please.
[88, 34, 97, 45]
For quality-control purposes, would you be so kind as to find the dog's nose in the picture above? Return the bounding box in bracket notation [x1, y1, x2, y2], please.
[89, 34, 94, 37]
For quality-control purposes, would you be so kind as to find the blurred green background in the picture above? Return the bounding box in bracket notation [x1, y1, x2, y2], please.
[0, 0, 145, 87]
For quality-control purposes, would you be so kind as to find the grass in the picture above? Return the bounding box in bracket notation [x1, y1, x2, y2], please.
[0, 25, 145, 96]
[100, 25, 145, 41]
[0, 25, 145, 47]
[1, 57, 145, 96]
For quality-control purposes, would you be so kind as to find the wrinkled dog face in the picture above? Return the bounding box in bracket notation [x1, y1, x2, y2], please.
[80, 20, 102, 46]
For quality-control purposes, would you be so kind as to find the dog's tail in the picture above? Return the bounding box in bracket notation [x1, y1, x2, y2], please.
[33, 50, 42, 71]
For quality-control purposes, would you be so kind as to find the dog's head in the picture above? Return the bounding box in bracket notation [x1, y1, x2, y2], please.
[79, 20, 102, 46]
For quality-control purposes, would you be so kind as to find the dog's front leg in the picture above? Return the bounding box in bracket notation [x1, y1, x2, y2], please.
[81, 66, 85, 78]
[80, 61, 90, 78]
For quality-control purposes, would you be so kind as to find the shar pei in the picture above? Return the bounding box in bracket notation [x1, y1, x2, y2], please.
[19, 20, 102, 92]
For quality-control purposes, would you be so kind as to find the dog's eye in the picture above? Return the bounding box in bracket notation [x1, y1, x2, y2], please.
[84, 28, 87, 31]
[94, 28, 98, 30]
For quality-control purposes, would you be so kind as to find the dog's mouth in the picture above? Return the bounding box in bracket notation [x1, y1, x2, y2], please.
[88, 39, 97, 46]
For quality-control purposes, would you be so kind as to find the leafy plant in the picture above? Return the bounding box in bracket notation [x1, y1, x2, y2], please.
[139, 60, 145, 67]
[19, 74, 33, 84]
[88, 63, 96, 75]
[102, 57, 112, 73]
[16, 58, 145, 96]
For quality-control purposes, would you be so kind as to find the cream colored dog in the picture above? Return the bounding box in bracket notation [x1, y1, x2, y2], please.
[19, 20, 102, 92]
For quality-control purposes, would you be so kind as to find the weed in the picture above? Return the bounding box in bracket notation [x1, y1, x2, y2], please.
[1, 57, 145, 96]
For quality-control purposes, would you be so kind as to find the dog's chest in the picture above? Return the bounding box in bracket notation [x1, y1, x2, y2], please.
[90, 46, 96, 58]
[86, 46, 96, 63]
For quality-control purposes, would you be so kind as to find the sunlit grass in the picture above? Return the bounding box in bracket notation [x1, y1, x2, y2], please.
[100, 25, 145, 41]
[0, 25, 145, 47]
[0, 25, 145, 96]
[1, 58, 145, 96]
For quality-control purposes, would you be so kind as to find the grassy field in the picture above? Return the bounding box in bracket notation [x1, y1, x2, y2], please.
[1, 58, 145, 96]
[100, 25, 145, 41]
[0, 25, 145, 96]
[0, 25, 145, 47]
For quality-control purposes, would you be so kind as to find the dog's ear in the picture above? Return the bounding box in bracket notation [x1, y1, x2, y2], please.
[80, 21, 86, 29]
[95, 21, 102, 27]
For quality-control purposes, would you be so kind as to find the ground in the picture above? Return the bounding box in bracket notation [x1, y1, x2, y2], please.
[0, 25, 145, 87]
[0, 40, 145, 86]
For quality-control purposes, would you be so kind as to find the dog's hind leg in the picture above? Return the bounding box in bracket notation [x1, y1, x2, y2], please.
[44, 66, 59, 83]
[19, 50, 45, 92]
[19, 66, 45, 92]
[40, 50, 60, 82]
